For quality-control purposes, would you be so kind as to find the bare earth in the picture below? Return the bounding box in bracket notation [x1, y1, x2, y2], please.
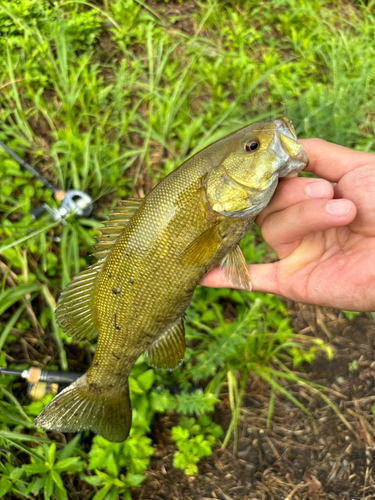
[134, 304, 375, 500]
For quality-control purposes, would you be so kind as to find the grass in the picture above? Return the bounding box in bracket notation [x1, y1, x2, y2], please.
[0, 0, 374, 497]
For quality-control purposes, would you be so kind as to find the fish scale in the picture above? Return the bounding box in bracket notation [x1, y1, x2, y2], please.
[35, 117, 308, 442]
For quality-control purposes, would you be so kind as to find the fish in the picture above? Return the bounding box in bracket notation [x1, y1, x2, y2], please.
[35, 117, 308, 442]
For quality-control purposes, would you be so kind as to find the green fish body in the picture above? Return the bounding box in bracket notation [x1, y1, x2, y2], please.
[35, 118, 308, 441]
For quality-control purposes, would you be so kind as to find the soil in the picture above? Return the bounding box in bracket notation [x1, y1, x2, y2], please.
[133, 303, 375, 500]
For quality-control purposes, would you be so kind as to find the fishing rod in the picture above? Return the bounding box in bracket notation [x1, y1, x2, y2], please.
[0, 367, 81, 384]
[0, 367, 82, 401]
[0, 367, 201, 401]
[0, 140, 93, 222]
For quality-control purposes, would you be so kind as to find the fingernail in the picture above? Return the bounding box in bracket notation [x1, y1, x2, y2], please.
[326, 200, 351, 216]
[305, 181, 331, 198]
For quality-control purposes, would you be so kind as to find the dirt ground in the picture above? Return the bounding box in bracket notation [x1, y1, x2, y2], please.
[134, 303, 375, 500]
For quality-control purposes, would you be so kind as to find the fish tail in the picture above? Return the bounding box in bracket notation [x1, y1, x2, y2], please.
[34, 373, 131, 442]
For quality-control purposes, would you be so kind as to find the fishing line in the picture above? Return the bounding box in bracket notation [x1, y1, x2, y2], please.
[280, 102, 289, 119]
[0, 121, 299, 399]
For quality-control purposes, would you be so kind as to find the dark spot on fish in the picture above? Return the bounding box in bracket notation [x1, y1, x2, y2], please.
[112, 352, 120, 359]
[94, 362, 99, 367]
[112, 287, 121, 294]
[108, 274, 112, 279]
[129, 278, 134, 284]
[114, 314, 121, 330]
[54, 402, 59, 407]
[89, 382, 99, 392]
[114, 313, 121, 330]
[73, 413, 78, 416]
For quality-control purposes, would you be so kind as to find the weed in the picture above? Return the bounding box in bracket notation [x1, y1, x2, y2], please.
[172, 415, 223, 476]
[0, 0, 374, 496]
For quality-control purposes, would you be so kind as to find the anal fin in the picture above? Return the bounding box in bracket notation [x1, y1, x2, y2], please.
[144, 320, 185, 370]
[220, 245, 252, 291]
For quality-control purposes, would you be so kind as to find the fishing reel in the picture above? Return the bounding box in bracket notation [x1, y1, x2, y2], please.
[30, 190, 94, 222]
[0, 139, 93, 223]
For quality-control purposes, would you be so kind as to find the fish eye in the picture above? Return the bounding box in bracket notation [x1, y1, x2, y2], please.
[243, 138, 260, 153]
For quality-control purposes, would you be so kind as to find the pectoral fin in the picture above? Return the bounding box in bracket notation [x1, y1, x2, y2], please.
[178, 224, 221, 266]
[220, 245, 252, 291]
[144, 320, 185, 370]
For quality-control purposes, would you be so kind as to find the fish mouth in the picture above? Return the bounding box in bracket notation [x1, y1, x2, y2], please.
[270, 118, 308, 177]
[277, 145, 308, 178]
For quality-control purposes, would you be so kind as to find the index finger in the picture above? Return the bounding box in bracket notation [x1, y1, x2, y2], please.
[300, 139, 375, 182]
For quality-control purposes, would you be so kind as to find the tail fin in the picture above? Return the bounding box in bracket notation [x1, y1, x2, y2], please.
[34, 373, 131, 442]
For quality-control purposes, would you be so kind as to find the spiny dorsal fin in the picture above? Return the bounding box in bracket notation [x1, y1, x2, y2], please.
[56, 198, 143, 341]
[55, 261, 103, 341]
[92, 198, 143, 260]
[220, 245, 252, 291]
[144, 319, 185, 370]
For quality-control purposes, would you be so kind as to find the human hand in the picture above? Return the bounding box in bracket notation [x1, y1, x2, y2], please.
[200, 139, 375, 311]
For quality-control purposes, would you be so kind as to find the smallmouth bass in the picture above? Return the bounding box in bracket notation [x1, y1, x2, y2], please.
[35, 118, 308, 442]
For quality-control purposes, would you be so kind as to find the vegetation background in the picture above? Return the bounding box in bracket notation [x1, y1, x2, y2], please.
[0, 0, 374, 498]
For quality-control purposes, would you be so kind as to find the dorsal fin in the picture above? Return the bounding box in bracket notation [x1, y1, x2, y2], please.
[92, 198, 143, 260]
[55, 261, 102, 340]
[55, 198, 143, 341]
